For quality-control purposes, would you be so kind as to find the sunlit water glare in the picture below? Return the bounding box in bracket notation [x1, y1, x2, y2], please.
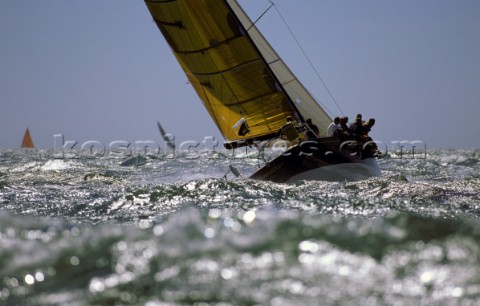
[1, 148, 479, 305]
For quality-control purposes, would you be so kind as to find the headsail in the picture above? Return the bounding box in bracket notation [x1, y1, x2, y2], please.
[227, 0, 332, 135]
[145, 0, 331, 144]
[21, 128, 35, 149]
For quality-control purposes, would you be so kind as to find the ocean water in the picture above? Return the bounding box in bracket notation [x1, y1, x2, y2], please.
[0, 148, 479, 306]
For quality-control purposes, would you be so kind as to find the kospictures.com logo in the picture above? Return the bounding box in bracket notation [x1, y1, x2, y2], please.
[52, 134, 426, 161]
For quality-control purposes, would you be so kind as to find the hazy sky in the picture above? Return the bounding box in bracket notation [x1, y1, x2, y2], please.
[1, 0, 479, 149]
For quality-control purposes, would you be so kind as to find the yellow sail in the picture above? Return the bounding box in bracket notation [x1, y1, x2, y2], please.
[145, 0, 331, 143]
[21, 128, 35, 148]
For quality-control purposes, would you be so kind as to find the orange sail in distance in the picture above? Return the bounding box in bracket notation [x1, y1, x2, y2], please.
[21, 128, 35, 148]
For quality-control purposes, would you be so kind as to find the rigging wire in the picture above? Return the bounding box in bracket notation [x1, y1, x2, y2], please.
[267, 0, 345, 116]
[247, 2, 274, 32]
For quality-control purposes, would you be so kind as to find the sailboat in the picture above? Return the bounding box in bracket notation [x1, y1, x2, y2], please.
[21, 128, 35, 149]
[144, 0, 381, 182]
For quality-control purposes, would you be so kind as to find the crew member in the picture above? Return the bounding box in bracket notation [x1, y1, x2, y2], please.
[305, 118, 320, 138]
[327, 117, 340, 137]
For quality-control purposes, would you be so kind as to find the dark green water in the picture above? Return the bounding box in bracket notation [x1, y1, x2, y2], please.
[1, 149, 479, 305]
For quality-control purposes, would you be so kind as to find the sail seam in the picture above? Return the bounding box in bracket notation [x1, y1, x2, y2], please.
[154, 19, 185, 29]
[145, 0, 177, 3]
[153, 19, 244, 55]
[223, 92, 281, 107]
[187, 58, 262, 77]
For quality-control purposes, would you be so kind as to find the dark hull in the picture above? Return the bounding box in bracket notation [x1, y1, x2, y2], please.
[250, 137, 381, 183]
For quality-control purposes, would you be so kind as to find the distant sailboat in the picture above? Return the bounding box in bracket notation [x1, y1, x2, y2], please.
[145, 0, 381, 182]
[157, 121, 175, 150]
[21, 128, 35, 149]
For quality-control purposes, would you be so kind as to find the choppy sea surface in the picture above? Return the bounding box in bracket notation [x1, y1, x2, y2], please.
[0, 148, 479, 306]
